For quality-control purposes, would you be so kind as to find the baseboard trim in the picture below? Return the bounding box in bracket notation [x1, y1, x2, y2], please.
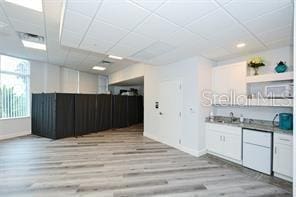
[144, 132, 206, 158]
[274, 172, 293, 182]
[0, 132, 30, 141]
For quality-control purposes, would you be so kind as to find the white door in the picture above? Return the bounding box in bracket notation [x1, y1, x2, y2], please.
[159, 80, 182, 147]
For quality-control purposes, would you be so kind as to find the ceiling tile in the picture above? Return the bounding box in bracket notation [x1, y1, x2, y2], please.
[257, 25, 292, 44]
[10, 18, 45, 35]
[204, 24, 253, 46]
[80, 34, 115, 53]
[186, 8, 236, 38]
[95, 0, 150, 30]
[3, 2, 44, 26]
[265, 37, 292, 49]
[155, 0, 219, 26]
[161, 28, 208, 48]
[130, 0, 166, 11]
[245, 6, 293, 35]
[81, 52, 106, 66]
[200, 46, 230, 60]
[115, 32, 155, 51]
[224, 0, 291, 22]
[87, 19, 128, 43]
[215, 0, 232, 5]
[60, 29, 81, 48]
[148, 46, 200, 66]
[64, 49, 89, 66]
[134, 14, 179, 40]
[132, 41, 175, 60]
[67, 0, 102, 17]
[108, 44, 140, 57]
[63, 9, 92, 38]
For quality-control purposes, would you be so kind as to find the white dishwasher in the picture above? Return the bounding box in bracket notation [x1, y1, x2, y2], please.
[243, 129, 272, 175]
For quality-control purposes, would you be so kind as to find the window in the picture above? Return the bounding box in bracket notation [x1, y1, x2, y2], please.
[0, 55, 30, 119]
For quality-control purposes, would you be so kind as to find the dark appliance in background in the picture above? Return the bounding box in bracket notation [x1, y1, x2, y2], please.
[119, 88, 139, 96]
[32, 93, 143, 139]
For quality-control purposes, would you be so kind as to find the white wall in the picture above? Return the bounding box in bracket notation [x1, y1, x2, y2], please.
[79, 72, 99, 94]
[98, 75, 109, 94]
[109, 63, 149, 85]
[0, 60, 103, 140]
[109, 57, 213, 156]
[60, 67, 79, 93]
[215, 46, 294, 121]
[146, 57, 212, 155]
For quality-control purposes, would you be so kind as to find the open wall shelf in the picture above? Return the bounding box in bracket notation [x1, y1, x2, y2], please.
[246, 72, 293, 83]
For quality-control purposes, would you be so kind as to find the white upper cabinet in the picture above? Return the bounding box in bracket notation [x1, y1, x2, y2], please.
[212, 61, 247, 95]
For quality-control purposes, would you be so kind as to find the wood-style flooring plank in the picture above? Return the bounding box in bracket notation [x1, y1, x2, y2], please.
[0, 124, 292, 197]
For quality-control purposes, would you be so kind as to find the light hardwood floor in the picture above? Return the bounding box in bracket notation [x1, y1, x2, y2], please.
[0, 124, 292, 197]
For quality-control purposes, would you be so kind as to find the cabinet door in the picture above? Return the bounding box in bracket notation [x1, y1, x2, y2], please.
[273, 144, 293, 178]
[212, 61, 247, 95]
[223, 133, 242, 161]
[207, 130, 223, 155]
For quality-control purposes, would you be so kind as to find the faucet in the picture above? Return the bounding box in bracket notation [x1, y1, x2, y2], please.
[229, 112, 234, 122]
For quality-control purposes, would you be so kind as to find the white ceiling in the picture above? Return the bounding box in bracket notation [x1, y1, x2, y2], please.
[0, 0, 293, 75]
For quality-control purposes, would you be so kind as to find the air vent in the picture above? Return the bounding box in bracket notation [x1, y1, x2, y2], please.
[18, 32, 44, 44]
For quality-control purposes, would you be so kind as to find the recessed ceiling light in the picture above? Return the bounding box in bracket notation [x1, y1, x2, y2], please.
[22, 40, 46, 50]
[236, 43, 246, 48]
[5, 0, 43, 12]
[108, 55, 123, 60]
[92, 66, 106, 71]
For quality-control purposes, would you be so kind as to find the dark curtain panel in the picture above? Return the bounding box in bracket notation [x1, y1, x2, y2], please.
[127, 96, 138, 126]
[75, 94, 97, 136]
[55, 94, 75, 139]
[112, 95, 128, 128]
[42, 93, 56, 139]
[31, 93, 43, 136]
[96, 94, 112, 131]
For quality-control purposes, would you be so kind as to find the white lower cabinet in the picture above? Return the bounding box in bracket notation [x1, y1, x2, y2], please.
[206, 123, 242, 164]
[273, 133, 293, 182]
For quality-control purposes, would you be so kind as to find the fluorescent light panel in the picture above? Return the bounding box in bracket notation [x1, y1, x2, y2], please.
[108, 55, 123, 60]
[92, 66, 106, 71]
[236, 43, 246, 48]
[5, 0, 43, 12]
[22, 40, 46, 50]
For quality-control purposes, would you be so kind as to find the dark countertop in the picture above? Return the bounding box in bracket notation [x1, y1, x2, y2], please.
[206, 116, 293, 136]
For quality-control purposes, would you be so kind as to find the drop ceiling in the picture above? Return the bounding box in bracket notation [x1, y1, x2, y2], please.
[0, 0, 293, 75]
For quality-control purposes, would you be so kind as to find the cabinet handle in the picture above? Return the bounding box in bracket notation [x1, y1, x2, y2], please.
[220, 136, 222, 141]
[223, 136, 225, 141]
[274, 146, 277, 154]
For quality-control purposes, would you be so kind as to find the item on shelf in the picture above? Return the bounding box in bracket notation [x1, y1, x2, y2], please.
[209, 111, 214, 122]
[240, 114, 244, 123]
[264, 83, 293, 98]
[279, 113, 293, 130]
[247, 56, 265, 76]
[275, 61, 288, 73]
